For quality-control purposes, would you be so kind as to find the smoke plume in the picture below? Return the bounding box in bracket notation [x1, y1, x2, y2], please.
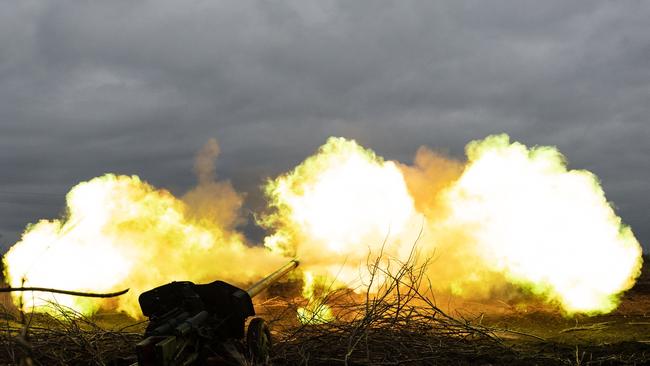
[261, 134, 643, 315]
[3, 139, 285, 317]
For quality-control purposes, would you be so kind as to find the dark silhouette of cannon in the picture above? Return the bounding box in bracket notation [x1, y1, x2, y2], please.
[134, 259, 299, 365]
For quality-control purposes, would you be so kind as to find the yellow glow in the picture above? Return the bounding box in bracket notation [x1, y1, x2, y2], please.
[261, 137, 424, 318]
[262, 134, 643, 316]
[4, 134, 642, 320]
[3, 174, 285, 317]
[441, 134, 642, 313]
[297, 271, 334, 324]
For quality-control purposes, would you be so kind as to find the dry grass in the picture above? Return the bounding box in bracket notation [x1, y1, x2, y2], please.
[1, 252, 650, 365]
[264, 251, 536, 365]
[0, 302, 141, 365]
[262, 250, 650, 365]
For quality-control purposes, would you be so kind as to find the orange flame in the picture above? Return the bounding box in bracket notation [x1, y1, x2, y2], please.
[262, 135, 643, 315]
[2, 134, 643, 319]
[3, 140, 286, 317]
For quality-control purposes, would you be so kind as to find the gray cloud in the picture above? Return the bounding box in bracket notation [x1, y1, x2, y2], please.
[1, 0, 648, 249]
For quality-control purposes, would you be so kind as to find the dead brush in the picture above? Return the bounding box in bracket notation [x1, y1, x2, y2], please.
[261, 247, 650, 366]
[2, 251, 650, 365]
[264, 246, 580, 366]
[0, 301, 142, 366]
[265, 247, 512, 365]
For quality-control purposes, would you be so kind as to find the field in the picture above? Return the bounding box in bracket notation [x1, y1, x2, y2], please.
[1, 257, 650, 365]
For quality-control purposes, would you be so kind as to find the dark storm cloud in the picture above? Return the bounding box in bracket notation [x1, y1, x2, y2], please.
[1, 1, 648, 249]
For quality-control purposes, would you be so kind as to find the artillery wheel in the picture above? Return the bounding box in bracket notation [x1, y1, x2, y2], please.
[247, 317, 271, 364]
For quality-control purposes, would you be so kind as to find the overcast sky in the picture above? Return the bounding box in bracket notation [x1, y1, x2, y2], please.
[1, 1, 648, 251]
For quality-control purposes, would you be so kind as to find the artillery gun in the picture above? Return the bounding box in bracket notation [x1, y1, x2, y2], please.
[134, 259, 299, 366]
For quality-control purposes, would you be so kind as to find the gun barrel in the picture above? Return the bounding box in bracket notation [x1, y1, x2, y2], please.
[246, 259, 299, 298]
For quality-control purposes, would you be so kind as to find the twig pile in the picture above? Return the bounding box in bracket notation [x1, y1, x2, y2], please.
[265, 251, 650, 365]
[268, 252, 528, 365]
[270, 303, 515, 365]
